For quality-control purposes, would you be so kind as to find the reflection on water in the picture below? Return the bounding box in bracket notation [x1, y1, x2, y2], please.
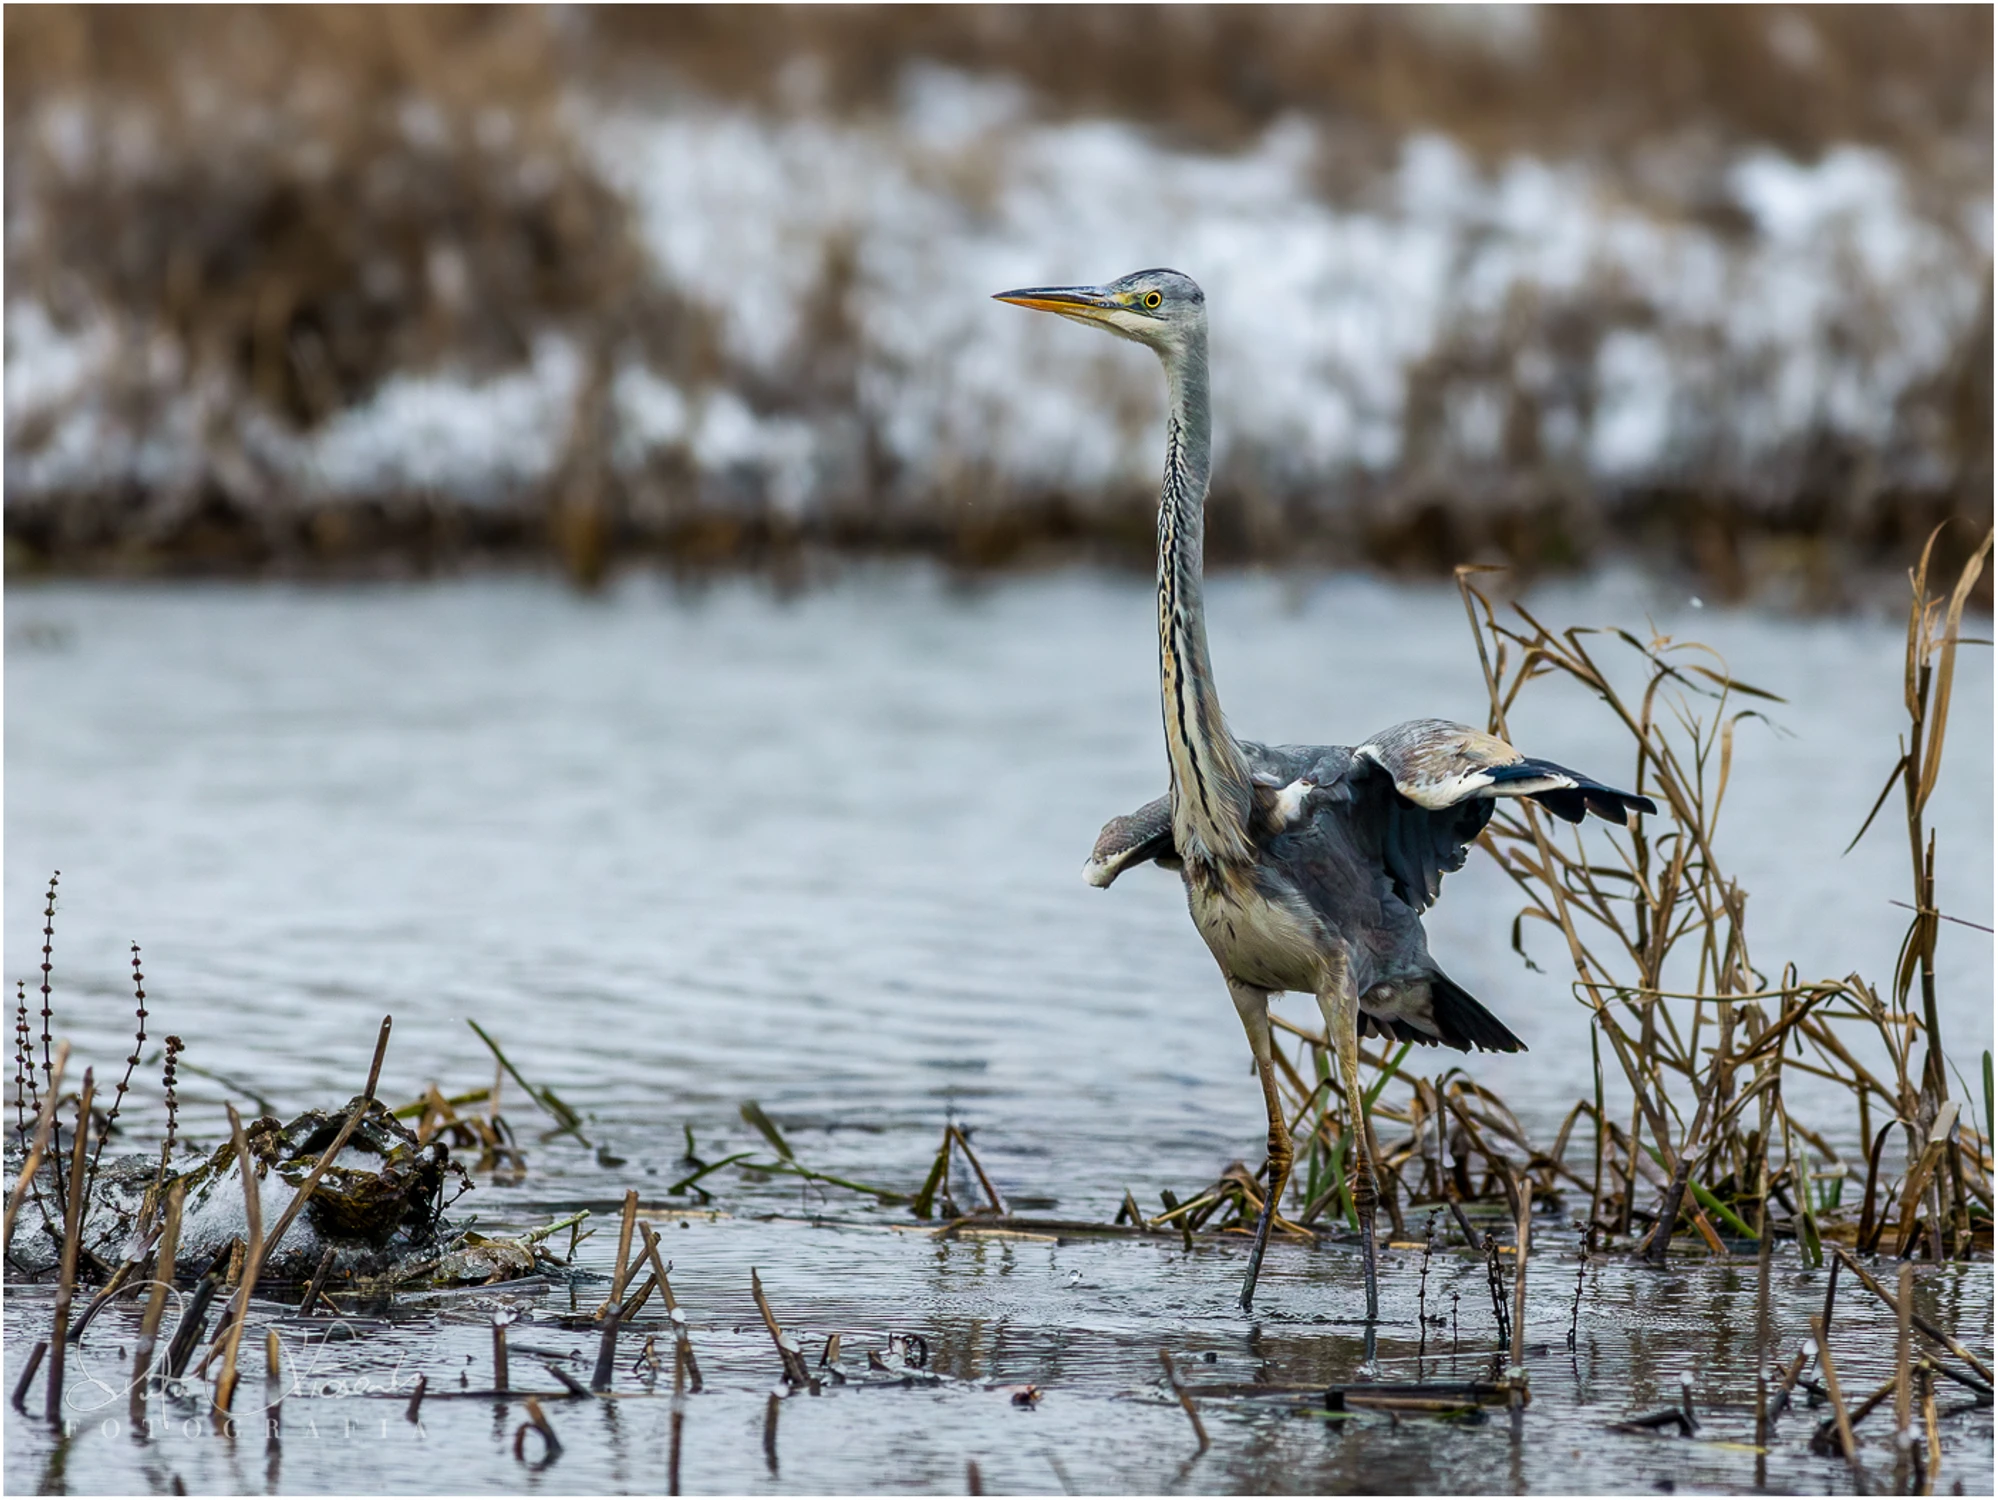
[4, 1215, 1992, 1494]
[4, 567, 1991, 1493]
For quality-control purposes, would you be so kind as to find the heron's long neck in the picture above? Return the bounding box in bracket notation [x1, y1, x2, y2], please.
[1157, 339, 1252, 867]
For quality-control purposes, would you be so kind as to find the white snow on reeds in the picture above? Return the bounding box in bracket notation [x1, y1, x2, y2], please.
[7, 68, 1988, 523]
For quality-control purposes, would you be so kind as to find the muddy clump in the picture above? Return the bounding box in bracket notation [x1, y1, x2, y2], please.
[7, 1097, 468, 1283]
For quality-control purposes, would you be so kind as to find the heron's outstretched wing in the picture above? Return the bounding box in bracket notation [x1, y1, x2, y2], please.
[1337, 761, 1496, 914]
[1353, 718, 1657, 826]
[1085, 742, 1328, 887]
[1326, 721, 1654, 912]
[1084, 795, 1176, 887]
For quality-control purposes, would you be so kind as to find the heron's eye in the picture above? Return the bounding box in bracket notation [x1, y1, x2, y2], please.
[1143, 290, 1162, 309]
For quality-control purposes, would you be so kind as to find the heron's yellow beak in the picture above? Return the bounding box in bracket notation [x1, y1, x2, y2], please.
[992, 284, 1120, 321]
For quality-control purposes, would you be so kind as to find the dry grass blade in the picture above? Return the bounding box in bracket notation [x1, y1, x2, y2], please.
[1450, 558, 1990, 1264]
[1811, 1315, 1862, 1473]
[214, 1104, 265, 1415]
[1914, 529, 1992, 813]
[45, 1068, 93, 1424]
[129, 1179, 185, 1402]
[3, 1040, 69, 1254]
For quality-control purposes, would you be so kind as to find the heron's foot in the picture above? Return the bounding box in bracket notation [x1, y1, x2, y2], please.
[1238, 1175, 1293, 1313]
[1359, 1201, 1381, 1325]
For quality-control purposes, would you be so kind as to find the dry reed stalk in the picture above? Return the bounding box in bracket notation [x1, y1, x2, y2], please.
[11, 1341, 47, 1413]
[1508, 1171, 1530, 1380]
[299, 1246, 337, 1316]
[618, 1272, 658, 1322]
[128, 1179, 182, 1410]
[591, 1188, 639, 1391]
[66, 1250, 145, 1345]
[3, 1039, 69, 1253]
[950, 1125, 1009, 1216]
[45, 1068, 92, 1424]
[1842, 1373, 1903, 1429]
[214, 1105, 265, 1415]
[1919, 1361, 1941, 1493]
[1811, 1314, 1862, 1471]
[14, 983, 36, 1139]
[37, 875, 58, 1132]
[82, 943, 148, 1221]
[1834, 1247, 1993, 1385]
[598, 1188, 638, 1314]
[749, 1268, 814, 1389]
[1449, 537, 1993, 1261]
[636, 1221, 702, 1392]
[492, 1312, 510, 1392]
[1895, 1262, 1915, 1453]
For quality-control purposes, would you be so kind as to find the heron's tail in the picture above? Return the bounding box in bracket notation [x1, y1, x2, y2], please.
[1425, 972, 1526, 1054]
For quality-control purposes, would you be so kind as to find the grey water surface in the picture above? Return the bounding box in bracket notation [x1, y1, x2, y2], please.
[4, 566, 1991, 1494]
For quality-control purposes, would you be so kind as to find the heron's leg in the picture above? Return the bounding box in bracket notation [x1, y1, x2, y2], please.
[1316, 963, 1379, 1326]
[1229, 979, 1290, 1315]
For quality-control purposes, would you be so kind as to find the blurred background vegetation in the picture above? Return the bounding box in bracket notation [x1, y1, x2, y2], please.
[5, 5, 1991, 603]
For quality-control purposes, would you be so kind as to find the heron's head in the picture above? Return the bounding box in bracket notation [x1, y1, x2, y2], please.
[993, 269, 1205, 358]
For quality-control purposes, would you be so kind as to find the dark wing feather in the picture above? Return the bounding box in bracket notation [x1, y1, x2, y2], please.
[1485, 758, 1657, 824]
[1353, 759, 1494, 913]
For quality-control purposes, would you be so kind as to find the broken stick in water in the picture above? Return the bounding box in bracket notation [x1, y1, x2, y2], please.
[591, 1189, 638, 1392]
[750, 1268, 814, 1389]
[492, 1309, 512, 1392]
[637, 1221, 702, 1392]
[11, 1342, 47, 1413]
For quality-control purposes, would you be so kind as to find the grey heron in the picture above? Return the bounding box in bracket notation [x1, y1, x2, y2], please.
[995, 270, 1654, 1317]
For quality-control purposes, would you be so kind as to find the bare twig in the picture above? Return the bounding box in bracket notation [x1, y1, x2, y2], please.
[750, 1268, 813, 1389]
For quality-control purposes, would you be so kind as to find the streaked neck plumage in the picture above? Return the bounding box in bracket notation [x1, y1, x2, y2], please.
[1155, 330, 1253, 867]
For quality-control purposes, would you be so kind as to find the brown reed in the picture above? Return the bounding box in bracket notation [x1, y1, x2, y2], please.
[1137, 531, 1991, 1264]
